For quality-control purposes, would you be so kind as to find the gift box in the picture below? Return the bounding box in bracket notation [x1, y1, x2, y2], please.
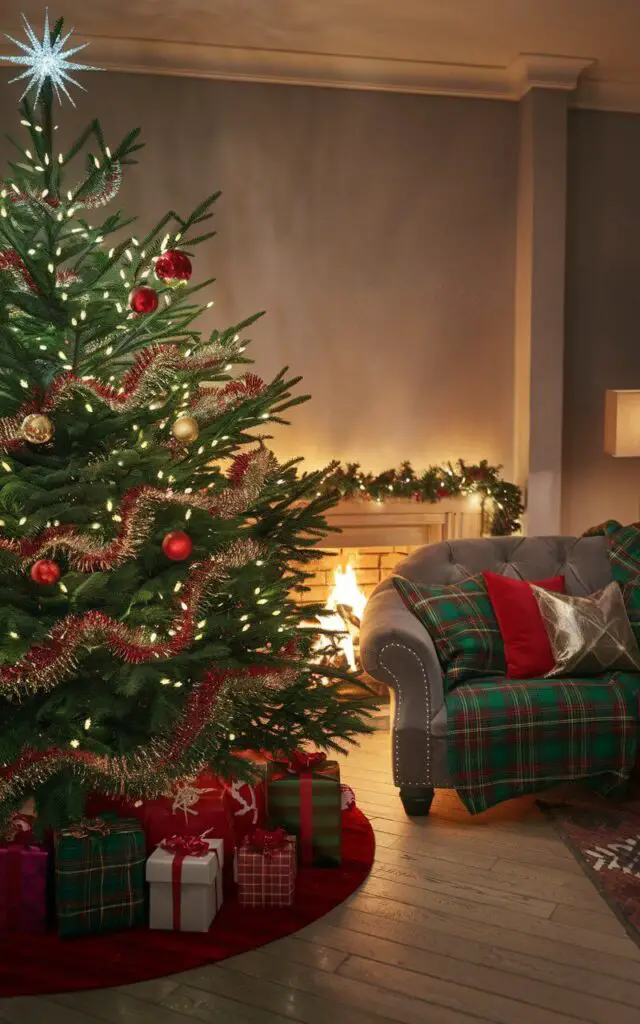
[0, 841, 49, 933]
[55, 815, 146, 938]
[223, 756, 268, 844]
[268, 752, 341, 867]
[237, 829, 296, 907]
[147, 834, 223, 932]
[87, 771, 235, 872]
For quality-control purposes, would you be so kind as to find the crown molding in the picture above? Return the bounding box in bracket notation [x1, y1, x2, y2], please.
[508, 54, 595, 96]
[1, 33, 638, 113]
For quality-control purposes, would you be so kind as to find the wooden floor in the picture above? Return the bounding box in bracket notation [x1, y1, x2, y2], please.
[3, 722, 640, 1024]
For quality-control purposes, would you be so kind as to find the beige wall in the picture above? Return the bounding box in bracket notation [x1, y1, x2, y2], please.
[0, 72, 518, 476]
[563, 109, 640, 534]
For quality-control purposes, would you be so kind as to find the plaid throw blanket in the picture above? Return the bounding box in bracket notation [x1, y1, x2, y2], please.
[447, 674, 640, 813]
[446, 521, 640, 813]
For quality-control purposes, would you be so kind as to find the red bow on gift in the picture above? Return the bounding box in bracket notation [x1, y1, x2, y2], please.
[288, 751, 327, 775]
[247, 827, 288, 854]
[160, 834, 210, 857]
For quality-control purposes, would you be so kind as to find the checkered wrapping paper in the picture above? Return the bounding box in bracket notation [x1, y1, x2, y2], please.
[237, 836, 296, 907]
[55, 816, 146, 938]
[446, 673, 640, 813]
[393, 574, 505, 691]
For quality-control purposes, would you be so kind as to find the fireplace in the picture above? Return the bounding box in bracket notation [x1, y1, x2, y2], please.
[299, 496, 484, 683]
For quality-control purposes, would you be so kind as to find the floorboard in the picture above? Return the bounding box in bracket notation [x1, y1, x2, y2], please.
[6, 724, 639, 1023]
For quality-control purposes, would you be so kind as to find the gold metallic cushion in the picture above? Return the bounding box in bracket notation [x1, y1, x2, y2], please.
[530, 582, 640, 677]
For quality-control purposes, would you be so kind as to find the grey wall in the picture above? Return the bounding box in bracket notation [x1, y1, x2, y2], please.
[563, 109, 640, 534]
[0, 73, 518, 476]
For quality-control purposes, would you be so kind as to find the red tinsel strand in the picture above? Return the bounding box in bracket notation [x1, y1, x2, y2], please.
[0, 249, 37, 292]
[0, 537, 262, 698]
[0, 662, 294, 804]
[77, 163, 122, 209]
[228, 452, 253, 484]
[0, 456, 269, 568]
[0, 343, 237, 452]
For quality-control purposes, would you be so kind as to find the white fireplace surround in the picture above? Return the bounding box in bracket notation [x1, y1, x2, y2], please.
[323, 496, 484, 550]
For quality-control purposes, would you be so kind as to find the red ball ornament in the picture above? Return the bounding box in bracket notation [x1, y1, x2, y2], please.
[162, 530, 193, 561]
[437, 486, 451, 499]
[155, 250, 192, 285]
[128, 285, 159, 315]
[30, 559, 61, 585]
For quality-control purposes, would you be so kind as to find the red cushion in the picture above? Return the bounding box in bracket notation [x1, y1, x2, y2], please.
[482, 572, 566, 679]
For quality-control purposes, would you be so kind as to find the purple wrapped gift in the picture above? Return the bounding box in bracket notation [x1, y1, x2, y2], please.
[0, 844, 49, 933]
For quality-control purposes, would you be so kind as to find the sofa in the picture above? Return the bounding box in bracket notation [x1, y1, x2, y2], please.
[360, 534, 615, 816]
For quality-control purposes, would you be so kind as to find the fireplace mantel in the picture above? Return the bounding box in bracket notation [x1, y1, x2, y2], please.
[323, 497, 483, 549]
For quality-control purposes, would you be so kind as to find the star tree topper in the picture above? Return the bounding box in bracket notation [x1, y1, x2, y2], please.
[2, 10, 99, 106]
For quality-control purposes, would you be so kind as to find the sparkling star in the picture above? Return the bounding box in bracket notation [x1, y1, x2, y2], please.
[2, 11, 99, 106]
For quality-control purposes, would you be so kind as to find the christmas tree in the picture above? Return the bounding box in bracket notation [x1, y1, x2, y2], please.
[0, 15, 372, 832]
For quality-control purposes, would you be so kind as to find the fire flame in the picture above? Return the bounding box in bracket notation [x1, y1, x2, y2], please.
[316, 563, 367, 672]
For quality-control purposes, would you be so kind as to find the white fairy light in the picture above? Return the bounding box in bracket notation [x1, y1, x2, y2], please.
[9, 631, 19, 640]
[84, 718, 91, 730]
[2, 12, 100, 106]
[160, 678, 171, 686]
[70, 739, 80, 748]
[18, 516, 26, 526]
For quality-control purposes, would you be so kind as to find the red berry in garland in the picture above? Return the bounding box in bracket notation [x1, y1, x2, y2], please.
[437, 486, 451, 498]
[30, 559, 61, 585]
[155, 250, 192, 285]
[128, 285, 159, 315]
[162, 530, 193, 561]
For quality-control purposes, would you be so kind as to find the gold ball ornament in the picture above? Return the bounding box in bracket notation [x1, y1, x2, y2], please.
[171, 415, 199, 443]
[21, 413, 54, 444]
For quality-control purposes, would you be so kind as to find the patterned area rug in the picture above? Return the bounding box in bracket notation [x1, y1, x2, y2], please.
[538, 796, 640, 947]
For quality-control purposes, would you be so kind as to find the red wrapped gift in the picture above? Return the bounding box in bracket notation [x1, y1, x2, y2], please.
[222, 753, 268, 843]
[0, 835, 49, 933]
[237, 828, 296, 907]
[87, 771, 236, 869]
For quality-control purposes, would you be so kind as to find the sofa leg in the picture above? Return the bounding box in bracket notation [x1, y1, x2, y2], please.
[400, 786, 435, 817]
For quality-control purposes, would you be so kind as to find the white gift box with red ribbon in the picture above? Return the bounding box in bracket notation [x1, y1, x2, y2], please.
[146, 834, 224, 932]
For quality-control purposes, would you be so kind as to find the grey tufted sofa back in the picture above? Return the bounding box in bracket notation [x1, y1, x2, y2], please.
[376, 535, 612, 597]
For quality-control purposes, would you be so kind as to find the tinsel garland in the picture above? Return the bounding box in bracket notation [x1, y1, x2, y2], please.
[0, 536, 262, 699]
[319, 459, 523, 536]
[191, 373, 265, 418]
[4, 163, 122, 211]
[0, 249, 81, 293]
[0, 663, 296, 806]
[0, 248, 37, 292]
[0, 448, 274, 569]
[0, 342, 249, 452]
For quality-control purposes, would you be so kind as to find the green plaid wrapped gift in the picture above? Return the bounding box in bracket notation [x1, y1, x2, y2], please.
[393, 574, 505, 691]
[446, 673, 640, 813]
[55, 815, 146, 938]
[268, 753, 341, 867]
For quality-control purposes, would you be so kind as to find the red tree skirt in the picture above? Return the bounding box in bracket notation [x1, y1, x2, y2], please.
[0, 808, 374, 998]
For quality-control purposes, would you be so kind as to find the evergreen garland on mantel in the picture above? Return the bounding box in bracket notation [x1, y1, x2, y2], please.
[316, 460, 524, 536]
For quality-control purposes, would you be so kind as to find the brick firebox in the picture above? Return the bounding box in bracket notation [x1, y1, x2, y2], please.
[296, 496, 484, 607]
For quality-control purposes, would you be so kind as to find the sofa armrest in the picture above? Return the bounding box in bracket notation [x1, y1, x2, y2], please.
[360, 586, 444, 787]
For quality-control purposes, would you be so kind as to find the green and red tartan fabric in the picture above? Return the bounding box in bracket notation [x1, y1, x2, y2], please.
[392, 574, 505, 691]
[55, 815, 146, 938]
[446, 674, 640, 813]
[394, 521, 640, 813]
[584, 520, 640, 642]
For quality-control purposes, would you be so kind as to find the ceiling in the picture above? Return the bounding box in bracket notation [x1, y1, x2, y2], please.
[3, 1, 640, 111]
